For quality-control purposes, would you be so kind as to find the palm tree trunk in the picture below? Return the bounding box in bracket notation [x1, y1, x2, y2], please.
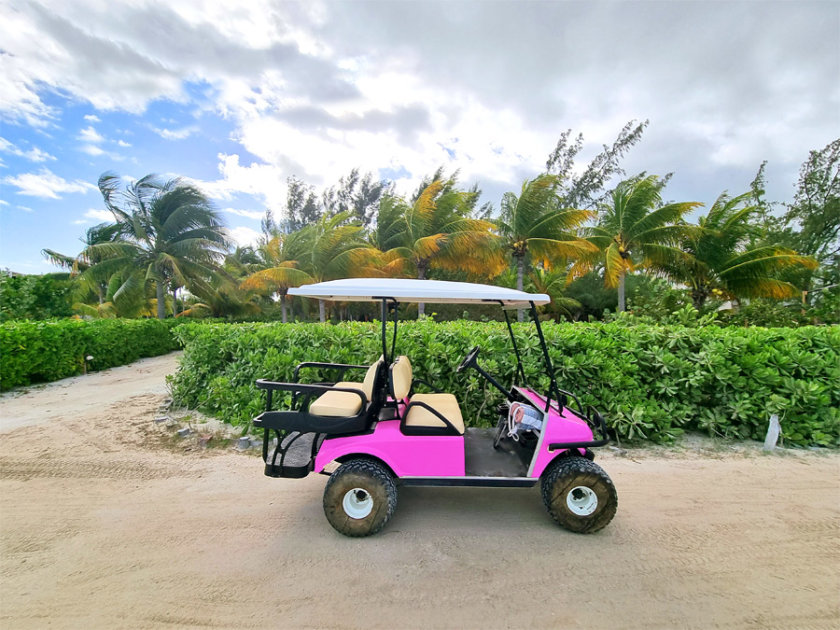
[516, 255, 525, 322]
[280, 293, 288, 324]
[156, 281, 166, 320]
[319, 299, 326, 323]
[617, 271, 626, 312]
[172, 287, 178, 317]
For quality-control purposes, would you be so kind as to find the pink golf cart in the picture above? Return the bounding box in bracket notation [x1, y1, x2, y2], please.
[253, 278, 617, 536]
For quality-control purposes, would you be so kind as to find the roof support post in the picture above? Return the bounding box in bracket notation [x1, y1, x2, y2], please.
[380, 299, 388, 363]
[501, 302, 527, 386]
[529, 301, 561, 412]
[379, 298, 399, 364]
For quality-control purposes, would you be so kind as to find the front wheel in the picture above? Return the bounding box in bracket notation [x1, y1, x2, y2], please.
[323, 459, 398, 537]
[541, 456, 617, 533]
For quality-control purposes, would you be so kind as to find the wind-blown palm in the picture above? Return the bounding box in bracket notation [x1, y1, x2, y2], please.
[571, 175, 702, 311]
[240, 231, 313, 323]
[293, 212, 378, 322]
[374, 177, 505, 316]
[42, 222, 122, 306]
[662, 192, 818, 307]
[529, 268, 583, 321]
[80, 172, 230, 319]
[497, 174, 595, 319]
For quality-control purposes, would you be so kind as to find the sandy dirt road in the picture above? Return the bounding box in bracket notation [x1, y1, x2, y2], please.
[1, 353, 838, 629]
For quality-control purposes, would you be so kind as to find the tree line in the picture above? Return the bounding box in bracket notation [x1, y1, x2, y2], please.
[16, 123, 837, 326]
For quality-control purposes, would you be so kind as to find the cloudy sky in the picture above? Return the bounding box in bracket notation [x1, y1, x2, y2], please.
[1, 0, 837, 274]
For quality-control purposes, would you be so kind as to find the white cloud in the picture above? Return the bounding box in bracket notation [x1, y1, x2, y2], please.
[192, 153, 289, 212]
[223, 207, 265, 220]
[73, 208, 114, 225]
[22, 146, 55, 162]
[0, 0, 836, 211]
[0, 199, 9, 206]
[0, 136, 56, 162]
[2, 168, 96, 199]
[84, 208, 112, 221]
[17, 205, 33, 212]
[152, 125, 198, 140]
[227, 225, 262, 247]
[117, 139, 131, 147]
[79, 140, 124, 161]
[78, 126, 104, 143]
[81, 144, 105, 156]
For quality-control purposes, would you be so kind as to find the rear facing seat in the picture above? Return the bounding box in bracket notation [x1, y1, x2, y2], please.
[309, 358, 383, 417]
[389, 356, 465, 435]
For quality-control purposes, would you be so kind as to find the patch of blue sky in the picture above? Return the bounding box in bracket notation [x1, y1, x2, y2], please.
[379, 165, 410, 181]
[0, 82, 263, 272]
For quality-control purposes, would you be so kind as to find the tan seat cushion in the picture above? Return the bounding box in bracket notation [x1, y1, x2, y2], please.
[309, 382, 365, 417]
[361, 359, 382, 400]
[405, 393, 465, 434]
[391, 356, 412, 399]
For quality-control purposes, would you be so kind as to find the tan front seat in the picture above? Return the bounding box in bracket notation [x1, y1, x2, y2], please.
[390, 356, 464, 435]
[405, 393, 465, 434]
[309, 359, 382, 417]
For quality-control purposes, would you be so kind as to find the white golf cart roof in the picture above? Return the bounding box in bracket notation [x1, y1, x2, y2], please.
[289, 278, 549, 307]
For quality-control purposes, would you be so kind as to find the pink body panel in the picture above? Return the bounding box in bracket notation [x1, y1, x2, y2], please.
[314, 419, 465, 477]
[516, 388, 594, 478]
[314, 389, 594, 480]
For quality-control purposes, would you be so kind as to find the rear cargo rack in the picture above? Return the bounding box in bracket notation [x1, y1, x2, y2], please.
[261, 430, 321, 478]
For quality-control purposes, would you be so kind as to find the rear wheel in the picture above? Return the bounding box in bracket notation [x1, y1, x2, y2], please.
[323, 459, 397, 537]
[541, 456, 617, 533]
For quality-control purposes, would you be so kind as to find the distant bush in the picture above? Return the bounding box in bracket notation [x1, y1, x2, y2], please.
[0, 319, 180, 390]
[0, 272, 74, 321]
[170, 320, 840, 447]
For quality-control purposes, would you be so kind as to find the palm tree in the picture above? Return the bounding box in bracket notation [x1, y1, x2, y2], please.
[80, 172, 230, 319]
[296, 212, 376, 322]
[240, 231, 313, 323]
[374, 175, 505, 316]
[570, 175, 702, 311]
[663, 191, 818, 308]
[179, 270, 263, 319]
[497, 174, 596, 320]
[42, 222, 122, 305]
[528, 267, 583, 321]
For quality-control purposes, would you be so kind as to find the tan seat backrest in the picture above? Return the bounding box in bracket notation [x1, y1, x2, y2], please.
[390, 355, 413, 400]
[361, 357, 383, 400]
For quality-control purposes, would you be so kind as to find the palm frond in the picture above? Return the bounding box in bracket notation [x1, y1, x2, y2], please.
[413, 234, 446, 260]
[603, 241, 631, 288]
[628, 201, 702, 241]
[240, 266, 313, 292]
[526, 237, 599, 263]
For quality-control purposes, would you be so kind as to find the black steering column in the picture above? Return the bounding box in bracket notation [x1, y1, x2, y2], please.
[456, 346, 514, 402]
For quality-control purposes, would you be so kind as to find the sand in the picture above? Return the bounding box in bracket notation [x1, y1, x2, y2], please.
[1, 352, 838, 629]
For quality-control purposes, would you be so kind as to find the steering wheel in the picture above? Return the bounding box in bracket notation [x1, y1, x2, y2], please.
[456, 346, 481, 374]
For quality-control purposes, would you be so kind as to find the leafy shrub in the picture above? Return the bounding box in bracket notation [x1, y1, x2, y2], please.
[0, 319, 180, 390]
[170, 321, 840, 447]
[0, 272, 74, 321]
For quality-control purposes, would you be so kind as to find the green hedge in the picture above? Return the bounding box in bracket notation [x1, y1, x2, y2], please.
[170, 321, 840, 447]
[0, 319, 181, 390]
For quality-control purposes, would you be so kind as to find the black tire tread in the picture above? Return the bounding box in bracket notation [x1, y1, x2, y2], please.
[323, 458, 397, 537]
[541, 456, 617, 534]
